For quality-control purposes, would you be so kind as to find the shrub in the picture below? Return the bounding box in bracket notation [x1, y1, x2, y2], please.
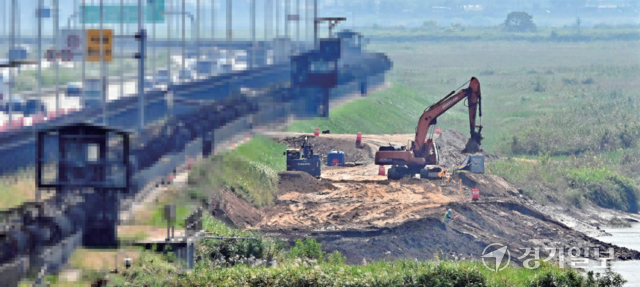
[288, 238, 326, 261]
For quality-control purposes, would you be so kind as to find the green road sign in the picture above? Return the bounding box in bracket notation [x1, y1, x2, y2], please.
[81, 0, 164, 24]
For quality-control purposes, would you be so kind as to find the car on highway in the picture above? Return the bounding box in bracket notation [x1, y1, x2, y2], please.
[195, 60, 215, 76]
[155, 70, 171, 85]
[3, 97, 25, 113]
[144, 76, 156, 91]
[83, 78, 105, 109]
[178, 69, 194, 82]
[66, 82, 83, 97]
[23, 99, 47, 117]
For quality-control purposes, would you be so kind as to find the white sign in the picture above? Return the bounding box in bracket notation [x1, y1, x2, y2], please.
[57, 29, 85, 62]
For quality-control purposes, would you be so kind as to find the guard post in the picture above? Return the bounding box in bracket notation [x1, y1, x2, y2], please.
[37, 123, 131, 248]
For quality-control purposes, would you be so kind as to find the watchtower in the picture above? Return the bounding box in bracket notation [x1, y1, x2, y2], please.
[291, 38, 342, 117]
[37, 123, 131, 248]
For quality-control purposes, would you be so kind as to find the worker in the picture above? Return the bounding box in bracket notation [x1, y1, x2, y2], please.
[443, 209, 453, 223]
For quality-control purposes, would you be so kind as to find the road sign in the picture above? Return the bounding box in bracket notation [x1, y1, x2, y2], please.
[60, 50, 73, 62]
[86, 29, 113, 62]
[36, 8, 51, 18]
[67, 35, 81, 49]
[58, 29, 85, 62]
[81, 2, 165, 24]
[45, 50, 57, 62]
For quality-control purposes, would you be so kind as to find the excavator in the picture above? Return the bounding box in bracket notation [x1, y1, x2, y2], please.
[374, 77, 483, 180]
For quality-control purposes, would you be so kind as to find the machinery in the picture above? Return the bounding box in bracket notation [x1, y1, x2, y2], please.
[375, 77, 483, 180]
[284, 136, 321, 177]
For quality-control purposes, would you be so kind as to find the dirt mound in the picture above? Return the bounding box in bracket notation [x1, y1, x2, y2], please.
[277, 135, 375, 165]
[278, 171, 338, 194]
[209, 189, 263, 228]
[258, 178, 460, 230]
[267, 199, 640, 265]
[435, 129, 498, 168]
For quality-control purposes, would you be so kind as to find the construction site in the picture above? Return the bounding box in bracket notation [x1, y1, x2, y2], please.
[2, 1, 640, 285]
[205, 129, 640, 266]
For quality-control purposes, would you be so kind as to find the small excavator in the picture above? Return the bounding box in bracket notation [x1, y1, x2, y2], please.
[374, 77, 483, 180]
[284, 136, 321, 177]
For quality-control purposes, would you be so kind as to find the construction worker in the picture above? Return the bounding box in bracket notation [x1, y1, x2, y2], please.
[443, 209, 453, 223]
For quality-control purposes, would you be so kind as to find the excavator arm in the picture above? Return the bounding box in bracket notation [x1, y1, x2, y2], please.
[413, 77, 482, 158]
[375, 77, 483, 170]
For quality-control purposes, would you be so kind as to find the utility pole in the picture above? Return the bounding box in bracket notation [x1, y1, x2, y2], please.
[227, 0, 231, 68]
[313, 0, 317, 49]
[152, 0, 156, 85]
[120, 0, 124, 101]
[8, 0, 15, 129]
[82, 0, 86, 108]
[211, 0, 218, 55]
[276, 0, 280, 37]
[138, 0, 145, 130]
[168, 0, 171, 85]
[251, 0, 255, 69]
[182, 0, 185, 83]
[37, 0, 43, 134]
[100, 0, 106, 125]
[197, 0, 200, 63]
[296, 0, 300, 53]
[285, 0, 290, 39]
[54, 0, 60, 115]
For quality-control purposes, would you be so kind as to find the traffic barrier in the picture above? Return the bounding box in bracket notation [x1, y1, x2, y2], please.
[435, 127, 442, 134]
[472, 189, 479, 200]
[314, 128, 320, 137]
[378, 165, 385, 176]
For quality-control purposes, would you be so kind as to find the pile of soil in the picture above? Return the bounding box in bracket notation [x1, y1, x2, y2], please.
[435, 129, 498, 168]
[277, 171, 338, 194]
[277, 135, 376, 166]
[209, 189, 263, 228]
[283, 199, 640, 265]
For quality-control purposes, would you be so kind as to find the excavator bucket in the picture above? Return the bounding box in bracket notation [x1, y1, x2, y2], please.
[462, 138, 481, 153]
[462, 131, 483, 154]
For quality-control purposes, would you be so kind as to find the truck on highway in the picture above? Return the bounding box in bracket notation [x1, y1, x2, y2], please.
[83, 78, 106, 109]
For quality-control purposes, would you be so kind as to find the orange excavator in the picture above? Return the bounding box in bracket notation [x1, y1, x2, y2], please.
[374, 77, 483, 180]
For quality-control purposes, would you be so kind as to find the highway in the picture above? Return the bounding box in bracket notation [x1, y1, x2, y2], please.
[0, 54, 255, 128]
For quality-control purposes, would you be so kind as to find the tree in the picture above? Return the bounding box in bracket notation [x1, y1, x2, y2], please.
[503, 11, 537, 33]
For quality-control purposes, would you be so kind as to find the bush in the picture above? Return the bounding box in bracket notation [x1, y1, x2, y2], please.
[288, 238, 326, 261]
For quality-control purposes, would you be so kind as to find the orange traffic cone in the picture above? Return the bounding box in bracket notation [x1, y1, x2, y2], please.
[378, 165, 386, 176]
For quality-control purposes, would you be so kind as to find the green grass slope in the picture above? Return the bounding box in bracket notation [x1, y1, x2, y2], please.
[188, 135, 288, 207]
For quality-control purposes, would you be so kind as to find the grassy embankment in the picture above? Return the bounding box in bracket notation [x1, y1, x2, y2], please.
[288, 39, 640, 212]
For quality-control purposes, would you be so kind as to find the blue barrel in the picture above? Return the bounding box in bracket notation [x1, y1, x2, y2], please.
[327, 151, 345, 166]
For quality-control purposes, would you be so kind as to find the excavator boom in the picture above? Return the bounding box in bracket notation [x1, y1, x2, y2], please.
[375, 77, 483, 179]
